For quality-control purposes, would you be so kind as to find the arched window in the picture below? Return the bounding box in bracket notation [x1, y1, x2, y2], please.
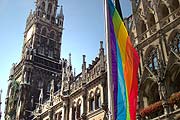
[48, 50, 53, 58]
[41, 2, 45, 12]
[76, 100, 81, 119]
[38, 80, 43, 88]
[148, 13, 155, 27]
[38, 46, 45, 55]
[171, 0, 179, 11]
[170, 33, 180, 53]
[47, 83, 50, 92]
[159, 4, 169, 19]
[47, 3, 52, 14]
[95, 89, 101, 109]
[41, 27, 47, 36]
[89, 92, 95, 111]
[72, 103, 76, 120]
[147, 49, 158, 73]
[55, 112, 62, 120]
[50, 31, 55, 39]
[140, 20, 147, 34]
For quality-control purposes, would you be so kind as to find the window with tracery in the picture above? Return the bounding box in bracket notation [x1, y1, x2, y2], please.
[47, 3, 52, 14]
[159, 4, 169, 19]
[148, 13, 155, 27]
[38, 46, 45, 55]
[41, 2, 45, 12]
[76, 100, 81, 119]
[47, 83, 50, 92]
[140, 20, 147, 34]
[171, 0, 179, 11]
[89, 92, 95, 111]
[41, 28, 47, 36]
[95, 89, 101, 109]
[72, 105, 76, 120]
[55, 112, 62, 120]
[147, 49, 159, 72]
[50, 31, 55, 39]
[171, 33, 180, 53]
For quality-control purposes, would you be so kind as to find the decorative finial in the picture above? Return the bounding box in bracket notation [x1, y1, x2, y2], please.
[100, 41, 103, 49]
[69, 53, 71, 66]
[74, 68, 76, 77]
[83, 55, 86, 63]
[60, 5, 64, 17]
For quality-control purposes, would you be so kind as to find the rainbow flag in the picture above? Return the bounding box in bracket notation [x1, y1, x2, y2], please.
[107, 0, 140, 119]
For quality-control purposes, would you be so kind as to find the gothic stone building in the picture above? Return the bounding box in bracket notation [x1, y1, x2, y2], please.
[4, 0, 180, 120]
[30, 42, 107, 120]
[127, 0, 180, 119]
[4, 0, 108, 119]
[5, 0, 64, 119]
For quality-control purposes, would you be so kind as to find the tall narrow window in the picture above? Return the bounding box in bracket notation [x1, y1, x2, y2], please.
[59, 112, 62, 120]
[76, 100, 81, 119]
[171, 0, 179, 11]
[41, 2, 45, 12]
[47, 83, 50, 92]
[95, 89, 101, 109]
[38, 46, 45, 55]
[48, 50, 53, 58]
[72, 106, 76, 120]
[89, 92, 95, 111]
[140, 20, 147, 34]
[41, 28, 47, 36]
[171, 33, 180, 53]
[148, 13, 156, 27]
[55, 112, 62, 120]
[147, 49, 159, 73]
[159, 4, 169, 19]
[47, 3, 52, 14]
[50, 31, 55, 39]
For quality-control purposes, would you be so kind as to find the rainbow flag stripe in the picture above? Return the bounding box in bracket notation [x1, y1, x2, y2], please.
[108, 0, 140, 120]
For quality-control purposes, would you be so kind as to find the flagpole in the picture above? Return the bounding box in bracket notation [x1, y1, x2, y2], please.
[104, 0, 114, 119]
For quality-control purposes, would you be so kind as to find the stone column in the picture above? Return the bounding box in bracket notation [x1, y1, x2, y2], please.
[159, 31, 168, 65]
[81, 86, 87, 120]
[158, 81, 170, 118]
[48, 109, 53, 120]
[156, 48, 170, 118]
[63, 101, 69, 120]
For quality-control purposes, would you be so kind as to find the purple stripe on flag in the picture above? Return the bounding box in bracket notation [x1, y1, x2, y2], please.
[109, 13, 118, 119]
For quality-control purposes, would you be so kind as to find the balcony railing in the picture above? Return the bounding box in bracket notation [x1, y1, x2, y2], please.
[135, 7, 180, 46]
[139, 91, 180, 118]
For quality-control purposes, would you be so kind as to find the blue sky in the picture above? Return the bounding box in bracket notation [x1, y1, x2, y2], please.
[0, 0, 131, 119]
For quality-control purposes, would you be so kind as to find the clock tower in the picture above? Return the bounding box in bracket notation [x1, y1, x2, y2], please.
[5, 0, 64, 119]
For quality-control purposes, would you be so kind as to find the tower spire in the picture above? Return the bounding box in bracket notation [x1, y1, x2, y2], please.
[57, 5, 64, 27]
[69, 53, 71, 66]
[60, 5, 64, 18]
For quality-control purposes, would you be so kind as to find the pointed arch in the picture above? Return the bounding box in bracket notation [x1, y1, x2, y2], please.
[49, 30, 56, 39]
[147, 13, 156, 27]
[140, 20, 147, 34]
[72, 101, 76, 120]
[159, 3, 169, 19]
[95, 87, 101, 109]
[168, 29, 180, 53]
[144, 46, 159, 73]
[89, 91, 95, 111]
[170, 0, 179, 12]
[41, 27, 48, 36]
[41, 1, 45, 12]
[76, 99, 82, 119]
[47, 3, 52, 14]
